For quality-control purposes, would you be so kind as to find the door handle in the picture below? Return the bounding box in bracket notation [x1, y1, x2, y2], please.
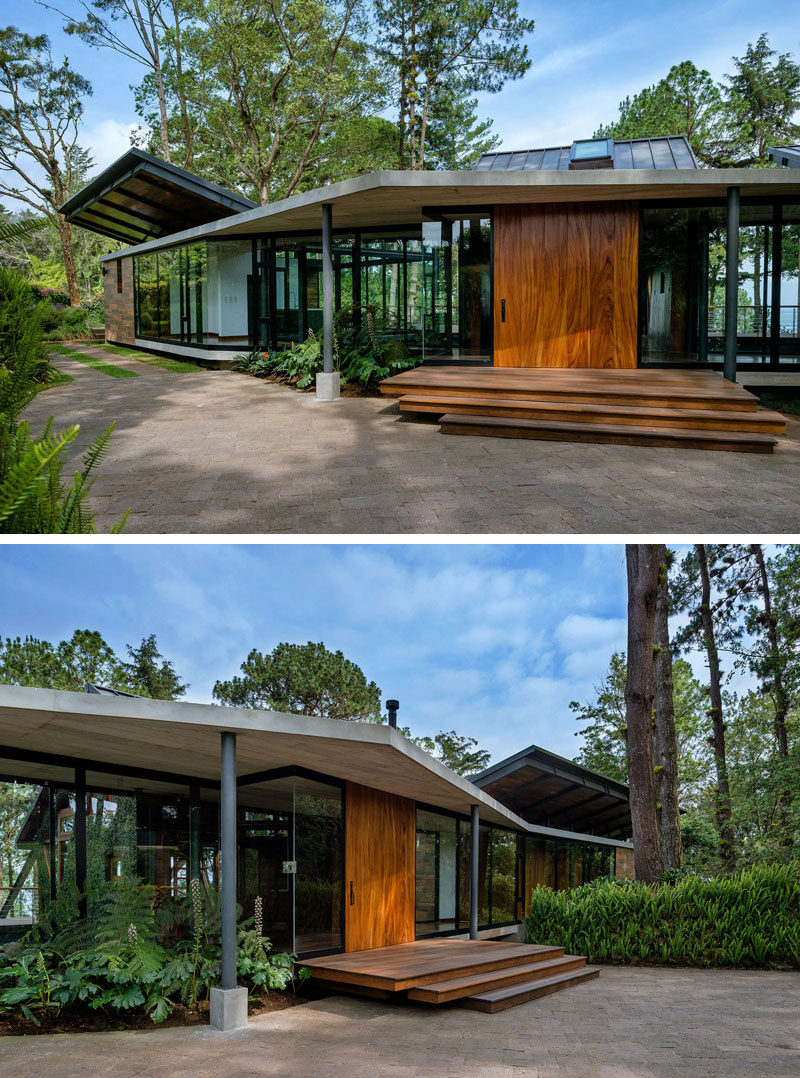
[349, 881, 354, 905]
[501, 299, 506, 323]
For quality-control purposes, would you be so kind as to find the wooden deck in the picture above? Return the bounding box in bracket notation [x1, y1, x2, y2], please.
[380, 367, 787, 453]
[303, 938, 599, 1013]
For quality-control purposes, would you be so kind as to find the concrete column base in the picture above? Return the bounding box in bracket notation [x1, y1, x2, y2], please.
[210, 986, 248, 1030]
[315, 371, 341, 401]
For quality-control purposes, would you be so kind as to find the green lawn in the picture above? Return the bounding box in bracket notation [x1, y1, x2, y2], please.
[93, 343, 204, 373]
[37, 369, 74, 391]
[49, 344, 139, 379]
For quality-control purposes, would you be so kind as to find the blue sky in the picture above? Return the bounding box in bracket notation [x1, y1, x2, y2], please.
[1, 543, 636, 763]
[4, 0, 799, 184]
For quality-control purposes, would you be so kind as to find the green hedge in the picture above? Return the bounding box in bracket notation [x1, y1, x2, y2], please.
[524, 864, 800, 969]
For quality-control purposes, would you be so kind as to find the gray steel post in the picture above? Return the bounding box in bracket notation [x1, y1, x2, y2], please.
[724, 186, 740, 382]
[322, 203, 334, 374]
[220, 733, 237, 990]
[469, 804, 479, 940]
[48, 784, 56, 901]
[74, 767, 87, 917]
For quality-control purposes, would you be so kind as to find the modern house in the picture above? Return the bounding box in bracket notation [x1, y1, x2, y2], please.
[60, 138, 800, 450]
[0, 685, 631, 1022]
[768, 146, 800, 169]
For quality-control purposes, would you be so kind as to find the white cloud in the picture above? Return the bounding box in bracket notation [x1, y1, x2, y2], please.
[82, 118, 140, 173]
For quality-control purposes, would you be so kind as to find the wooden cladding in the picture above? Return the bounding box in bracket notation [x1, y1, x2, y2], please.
[344, 782, 415, 952]
[493, 202, 638, 368]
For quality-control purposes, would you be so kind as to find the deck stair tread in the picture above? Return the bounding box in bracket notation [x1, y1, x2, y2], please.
[303, 939, 564, 991]
[397, 393, 786, 433]
[458, 966, 601, 1014]
[407, 954, 588, 1004]
[381, 367, 761, 412]
[439, 414, 778, 453]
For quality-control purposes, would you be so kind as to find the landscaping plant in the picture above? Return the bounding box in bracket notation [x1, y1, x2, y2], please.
[0, 881, 305, 1028]
[524, 863, 800, 969]
[0, 268, 126, 533]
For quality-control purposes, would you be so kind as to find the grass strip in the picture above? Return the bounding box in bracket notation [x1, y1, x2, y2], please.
[93, 342, 203, 373]
[37, 369, 74, 392]
[49, 344, 139, 379]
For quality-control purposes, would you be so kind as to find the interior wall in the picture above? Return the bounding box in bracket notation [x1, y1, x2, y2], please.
[493, 201, 639, 367]
[344, 781, 415, 952]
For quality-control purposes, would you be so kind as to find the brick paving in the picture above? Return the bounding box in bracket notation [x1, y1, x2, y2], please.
[21, 347, 800, 533]
[1, 967, 798, 1076]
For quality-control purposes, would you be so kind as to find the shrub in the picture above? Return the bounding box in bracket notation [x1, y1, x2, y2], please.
[39, 299, 93, 341]
[336, 304, 418, 387]
[0, 267, 126, 533]
[0, 882, 305, 1027]
[523, 863, 800, 969]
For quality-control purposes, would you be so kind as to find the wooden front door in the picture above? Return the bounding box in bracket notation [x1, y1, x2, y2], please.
[493, 202, 638, 368]
[344, 782, 415, 952]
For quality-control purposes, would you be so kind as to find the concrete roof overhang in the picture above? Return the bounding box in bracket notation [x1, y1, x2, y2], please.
[0, 686, 630, 848]
[99, 166, 800, 263]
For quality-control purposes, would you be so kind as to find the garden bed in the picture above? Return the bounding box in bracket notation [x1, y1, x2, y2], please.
[0, 990, 306, 1037]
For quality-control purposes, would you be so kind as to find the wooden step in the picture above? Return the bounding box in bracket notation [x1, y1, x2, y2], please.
[439, 414, 778, 453]
[304, 940, 564, 992]
[459, 966, 601, 1014]
[381, 370, 759, 411]
[398, 394, 786, 434]
[407, 954, 587, 1004]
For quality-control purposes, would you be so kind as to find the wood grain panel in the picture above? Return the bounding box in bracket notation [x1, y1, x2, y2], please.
[493, 201, 638, 368]
[345, 781, 415, 952]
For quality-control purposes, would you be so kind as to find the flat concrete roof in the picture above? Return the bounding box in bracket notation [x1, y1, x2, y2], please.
[0, 685, 629, 848]
[99, 166, 800, 262]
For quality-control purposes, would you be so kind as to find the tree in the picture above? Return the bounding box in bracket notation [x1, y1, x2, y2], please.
[413, 729, 490, 776]
[722, 34, 800, 166]
[0, 629, 133, 691]
[423, 77, 499, 169]
[672, 545, 736, 869]
[150, 0, 386, 204]
[121, 633, 187, 699]
[0, 28, 92, 305]
[212, 640, 383, 721]
[596, 61, 726, 164]
[374, 0, 534, 170]
[624, 544, 663, 882]
[44, 0, 182, 162]
[653, 545, 682, 871]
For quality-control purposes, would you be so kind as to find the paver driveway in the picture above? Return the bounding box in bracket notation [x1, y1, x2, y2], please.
[22, 350, 800, 533]
[1, 967, 798, 1077]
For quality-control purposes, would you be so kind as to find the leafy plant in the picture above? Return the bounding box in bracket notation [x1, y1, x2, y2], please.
[524, 863, 800, 970]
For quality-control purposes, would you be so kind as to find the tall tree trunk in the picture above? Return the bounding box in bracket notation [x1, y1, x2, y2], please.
[696, 544, 735, 870]
[624, 544, 664, 883]
[149, 7, 170, 161]
[171, 3, 192, 169]
[56, 216, 80, 307]
[653, 545, 683, 871]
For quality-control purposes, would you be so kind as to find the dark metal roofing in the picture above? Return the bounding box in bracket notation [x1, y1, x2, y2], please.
[768, 145, 800, 168]
[85, 682, 141, 698]
[472, 744, 631, 840]
[59, 149, 257, 246]
[474, 136, 698, 172]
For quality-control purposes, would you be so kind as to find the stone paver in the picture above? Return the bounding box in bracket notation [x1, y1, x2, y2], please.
[1, 968, 798, 1076]
[22, 352, 800, 533]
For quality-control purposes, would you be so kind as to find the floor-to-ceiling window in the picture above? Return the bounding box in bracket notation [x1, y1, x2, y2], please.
[237, 774, 343, 957]
[639, 199, 800, 366]
[415, 809, 458, 937]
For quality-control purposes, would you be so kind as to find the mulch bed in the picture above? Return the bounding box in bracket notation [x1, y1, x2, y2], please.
[0, 991, 306, 1037]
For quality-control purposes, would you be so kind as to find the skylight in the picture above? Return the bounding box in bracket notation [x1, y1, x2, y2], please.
[571, 138, 613, 162]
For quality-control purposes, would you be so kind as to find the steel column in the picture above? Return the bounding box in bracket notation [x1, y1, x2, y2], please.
[322, 203, 334, 373]
[74, 766, 87, 917]
[189, 782, 201, 884]
[469, 804, 479, 940]
[771, 204, 783, 365]
[724, 186, 740, 382]
[220, 733, 238, 991]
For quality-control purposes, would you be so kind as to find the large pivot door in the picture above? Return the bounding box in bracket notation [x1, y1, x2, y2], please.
[493, 202, 638, 368]
[344, 782, 415, 952]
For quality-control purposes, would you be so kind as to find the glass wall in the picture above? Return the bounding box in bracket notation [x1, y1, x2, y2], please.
[639, 200, 800, 366]
[415, 809, 458, 937]
[237, 775, 343, 956]
[520, 835, 615, 915]
[133, 215, 494, 360]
